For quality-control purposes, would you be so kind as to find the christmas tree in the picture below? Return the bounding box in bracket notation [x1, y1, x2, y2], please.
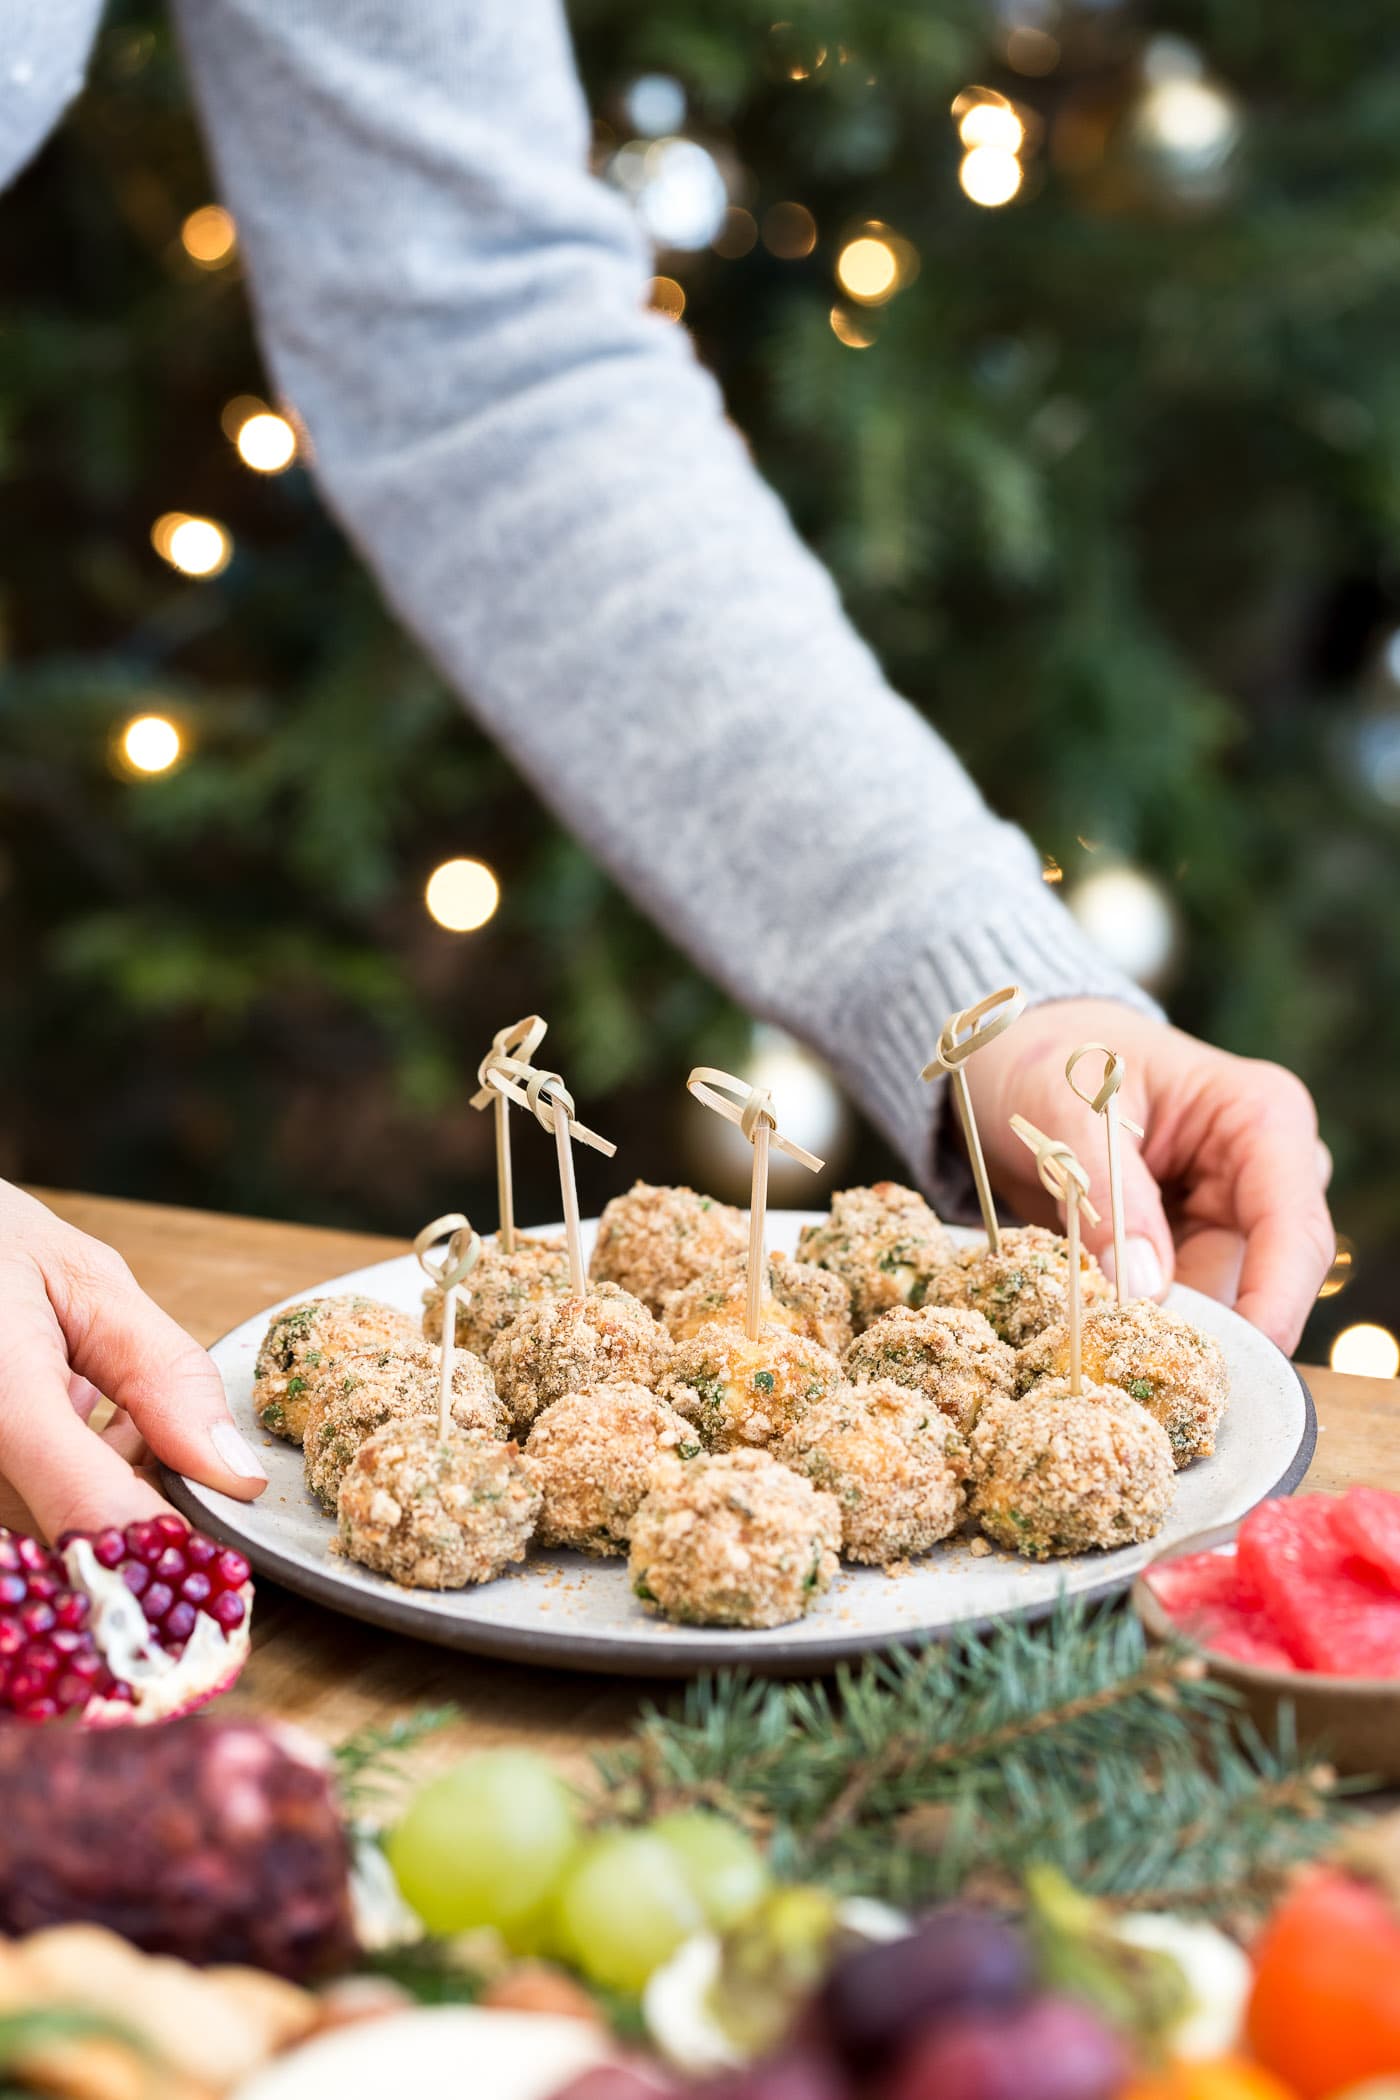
[3, 0, 1397, 1358]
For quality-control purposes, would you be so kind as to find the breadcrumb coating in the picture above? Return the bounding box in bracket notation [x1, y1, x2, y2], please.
[337, 1421, 541, 1589]
[661, 1250, 853, 1355]
[968, 1379, 1174, 1559]
[842, 1304, 1014, 1433]
[422, 1235, 570, 1356]
[487, 1284, 671, 1435]
[253, 1295, 419, 1445]
[658, 1323, 843, 1451]
[525, 1382, 700, 1556]
[588, 1181, 747, 1314]
[927, 1224, 1110, 1348]
[796, 1182, 953, 1333]
[303, 1342, 506, 1508]
[777, 1378, 965, 1566]
[1015, 1298, 1229, 1466]
[628, 1448, 841, 1628]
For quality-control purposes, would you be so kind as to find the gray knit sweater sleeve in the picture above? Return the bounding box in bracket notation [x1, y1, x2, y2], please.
[171, 0, 1157, 1184]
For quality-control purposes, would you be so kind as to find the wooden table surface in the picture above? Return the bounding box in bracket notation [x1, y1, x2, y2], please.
[34, 1189, 1400, 1781]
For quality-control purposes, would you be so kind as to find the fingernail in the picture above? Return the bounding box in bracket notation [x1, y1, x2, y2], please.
[211, 1421, 268, 1482]
[1122, 1235, 1165, 1300]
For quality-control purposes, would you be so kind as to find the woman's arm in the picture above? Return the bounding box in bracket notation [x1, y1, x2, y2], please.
[170, 0, 1155, 1180]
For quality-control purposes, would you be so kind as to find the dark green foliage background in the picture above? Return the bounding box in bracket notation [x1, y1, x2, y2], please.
[2, 0, 1397, 1355]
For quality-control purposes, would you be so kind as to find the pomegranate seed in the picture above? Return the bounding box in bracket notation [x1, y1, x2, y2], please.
[53, 1593, 88, 1630]
[184, 1534, 217, 1569]
[24, 1641, 58, 1678]
[164, 1601, 197, 1643]
[8, 1669, 47, 1709]
[50, 1628, 84, 1657]
[19, 1602, 54, 1639]
[153, 1547, 187, 1584]
[142, 1583, 175, 1625]
[0, 1537, 19, 1572]
[179, 1571, 212, 1606]
[21, 1698, 61, 1721]
[210, 1591, 246, 1631]
[155, 1515, 189, 1545]
[91, 1529, 127, 1570]
[126, 1522, 165, 1566]
[53, 1673, 95, 1710]
[214, 1550, 251, 1591]
[0, 1575, 26, 1608]
[0, 1620, 22, 1657]
[106, 1679, 134, 1704]
[63, 1648, 104, 1682]
[118, 1560, 150, 1599]
[16, 1537, 50, 1572]
[26, 1572, 59, 1602]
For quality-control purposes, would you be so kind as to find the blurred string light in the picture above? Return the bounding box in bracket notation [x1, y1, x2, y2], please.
[712, 206, 757, 259]
[1351, 627, 1400, 806]
[829, 305, 876, 350]
[648, 276, 687, 321]
[1318, 1236, 1356, 1299]
[609, 136, 728, 250]
[120, 715, 181, 775]
[1005, 23, 1060, 75]
[834, 222, 917, 306]
[1130, 38, 1240, 203]
[180, 204, 236, 268]
[762, 202, 817, 260]
[1330, 1322, 1400, 1379]
[953, 87, 1029, 208]
[150, 512, 232, 578]
[424, 857, 499, 933]
[623, 74, 686, 137]
[1066, 860, 1179, 989]
[229, 404, 297, 474]
[769, 21, 828, 81]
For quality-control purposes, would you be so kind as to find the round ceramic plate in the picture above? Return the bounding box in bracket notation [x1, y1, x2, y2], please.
[164, 1214, 1316, 1676]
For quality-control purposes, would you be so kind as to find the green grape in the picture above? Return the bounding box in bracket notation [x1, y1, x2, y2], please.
[553, 1828, 704, 1994]
[650, 1809, 769, 1930]
[386, 1751, 577, 1936]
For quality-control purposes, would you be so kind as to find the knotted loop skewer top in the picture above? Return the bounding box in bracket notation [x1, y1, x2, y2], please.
[473, 1054, 616, 1157]
[921, 984, 1026, 1081]
[470, 1014, 548, 1111]
[413, 1213, 483, 1293]
[1008, 1115, 1101, 1228]
[685, 1067, 824, 1172]
[1065, 1042, 1146, 1137]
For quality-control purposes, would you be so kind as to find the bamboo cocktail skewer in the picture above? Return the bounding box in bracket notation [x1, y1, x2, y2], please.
[413, 1212, 483, 1436]
[1065, 1042, 1145, 1309]
[470, 1015, 548, 1254]
[686, 1067, 824, 1341]
[921, 985, 1026, 1251]
[1008, 1116, 1100, 1397]
[473, 1047, 616, 1296]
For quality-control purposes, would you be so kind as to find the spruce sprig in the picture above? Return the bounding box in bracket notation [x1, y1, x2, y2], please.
[334, 1704, 459, 1815]
[593, 1603, 1338, 1922]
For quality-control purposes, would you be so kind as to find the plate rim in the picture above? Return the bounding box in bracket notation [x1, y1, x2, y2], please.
[162, 1225, 1319, 1678]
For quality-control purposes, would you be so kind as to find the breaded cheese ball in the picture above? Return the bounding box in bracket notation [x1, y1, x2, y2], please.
[525, 1382, 700, 1556]
[588, 1181, 747, 1315]
[658, 1323, 843, 1451]
[487, 1283, 671, 1435]
[422, 1234, 571, 1357]
[253, 1295, 420, 1445]
[628, 1448, 841, 1629]
[777, 1379, 965, 1567]
[843, 1305, 1014, 1434]
[968, 1380, 1174, 1560]
[303, 1341, 507, 1509]
[796, 1183, 953, 1333]
[662, 1250, 853, 1356]
[927, 1224, 1110, 1349]
[337, 1421, 540, 1589]
[1015, 1299, 1229, 1467]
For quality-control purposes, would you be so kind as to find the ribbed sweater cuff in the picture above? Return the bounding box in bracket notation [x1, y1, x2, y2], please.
[831, 888, 1163, 1220]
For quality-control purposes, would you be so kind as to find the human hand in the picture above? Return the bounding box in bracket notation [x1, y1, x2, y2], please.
[0, 1183, 267, 1541]
[962, 999, 1335, 1354]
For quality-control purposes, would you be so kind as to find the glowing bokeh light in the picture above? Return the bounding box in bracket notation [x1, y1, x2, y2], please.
[959, 145, 1024, 208]
[181, 204, 237, 267]
[121, 715, 182, 774]
[425, 858, 500, 933]
[829, 305, 875, 349]
[151, 514, 232, 578]
[648, 275, 686, 321]
[235, 411, 297, 473]
[958, 101, 1025, 154]
[712, 207, 758, 259]
[836, 235, 898, 302]
[1330, 1322, 1400, 1379]
[762, 202, 818, 260]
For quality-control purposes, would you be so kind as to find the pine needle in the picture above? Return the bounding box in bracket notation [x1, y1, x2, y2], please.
[334, 1704, 459, 1814]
